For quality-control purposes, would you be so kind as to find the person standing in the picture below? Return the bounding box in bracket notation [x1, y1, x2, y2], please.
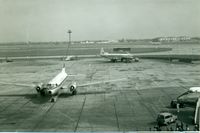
[177, 103, 180, 113]
[180, 122, 184, 131]
[186, 125, 189, 131]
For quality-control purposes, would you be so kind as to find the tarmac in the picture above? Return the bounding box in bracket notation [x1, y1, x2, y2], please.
[0, 57, 199, 131]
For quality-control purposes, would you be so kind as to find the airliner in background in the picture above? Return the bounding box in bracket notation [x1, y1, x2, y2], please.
[100, 48, 139, 63]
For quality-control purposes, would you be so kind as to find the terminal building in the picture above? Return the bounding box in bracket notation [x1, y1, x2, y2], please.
[152, 36, 191, 42]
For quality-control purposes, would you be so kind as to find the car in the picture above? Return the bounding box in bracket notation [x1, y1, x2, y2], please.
[65, 56, 78, 61]
[171, 99, 184, 108]
[157, 112, 177, 126]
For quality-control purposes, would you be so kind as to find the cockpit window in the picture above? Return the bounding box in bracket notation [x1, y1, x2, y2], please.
[47, 84, 51, 87]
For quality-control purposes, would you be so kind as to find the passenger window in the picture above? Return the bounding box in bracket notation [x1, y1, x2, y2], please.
[47, 84, 51, 87]
[165, 115, 171, 119]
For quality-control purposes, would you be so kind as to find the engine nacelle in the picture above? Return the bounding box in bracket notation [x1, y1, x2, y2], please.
[50, 97, 57, 102]
[69, 82, 77, 92]
[35, 83, 43, 92]
[69, 82, 77, 95]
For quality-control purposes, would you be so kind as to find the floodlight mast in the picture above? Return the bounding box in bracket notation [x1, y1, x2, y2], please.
[68, 30, 72, 45]
[66, 29, 72, 57]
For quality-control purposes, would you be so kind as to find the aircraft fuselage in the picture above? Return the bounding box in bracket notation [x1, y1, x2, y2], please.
[35, 67, 68, 96]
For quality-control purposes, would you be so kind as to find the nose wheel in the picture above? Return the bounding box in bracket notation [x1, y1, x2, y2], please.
[40, 90, 46, 96]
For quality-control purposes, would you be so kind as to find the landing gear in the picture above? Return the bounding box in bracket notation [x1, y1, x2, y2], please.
[70, 85, 77, 96]
[121, 58, 131, 63]
[111, 59, 117, 62]
[179, 59, 192, 63]
[71, 89, 77, 95]
[126, 59, 131, 63]
[134, 58, 139, 62]
[40, 90, 46, 96]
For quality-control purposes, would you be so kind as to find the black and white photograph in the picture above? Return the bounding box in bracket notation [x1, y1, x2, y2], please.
[0, 0, 200, 131]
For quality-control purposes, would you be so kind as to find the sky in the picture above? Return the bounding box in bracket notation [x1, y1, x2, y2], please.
[0, 0, 199, 42]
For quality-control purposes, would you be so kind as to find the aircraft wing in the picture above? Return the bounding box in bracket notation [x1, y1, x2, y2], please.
[77, 78, 127, 87]
[0, 81, 34, 87]
[68, 74, 85, 77]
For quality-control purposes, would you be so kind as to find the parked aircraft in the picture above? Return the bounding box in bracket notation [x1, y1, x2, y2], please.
[100, 48, 139, 63]
[170, 87, 200, 124]
[171, 87, 200, 108]
[0, 64, 126, 102]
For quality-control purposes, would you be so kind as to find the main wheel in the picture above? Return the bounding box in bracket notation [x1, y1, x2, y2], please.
[72, 90, 77, 95]
[134, 58, 139, 62]
[111, 59, 117, 62]
[126, 59, 131, 63]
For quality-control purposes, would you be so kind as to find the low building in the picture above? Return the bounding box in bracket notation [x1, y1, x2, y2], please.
[152, 36, 191, 42]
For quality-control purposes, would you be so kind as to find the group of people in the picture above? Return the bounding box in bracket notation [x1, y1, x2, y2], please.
[151, 122, 199, 131]
[175, 122, 189, 131]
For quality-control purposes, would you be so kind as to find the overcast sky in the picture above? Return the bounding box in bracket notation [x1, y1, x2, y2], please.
[0, 0, 199, 42]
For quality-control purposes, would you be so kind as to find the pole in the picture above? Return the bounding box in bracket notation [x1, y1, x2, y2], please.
[66, 29, 72, 57]
[68, 30, 72, 44]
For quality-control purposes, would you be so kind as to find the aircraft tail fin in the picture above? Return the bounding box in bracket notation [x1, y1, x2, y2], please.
[100, 48, 105, 55]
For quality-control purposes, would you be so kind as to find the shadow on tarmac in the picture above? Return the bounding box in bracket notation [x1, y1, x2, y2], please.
[169, 108, 194, 125]
[0, 91, 108, 104]
[0, 93, 50, 104]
